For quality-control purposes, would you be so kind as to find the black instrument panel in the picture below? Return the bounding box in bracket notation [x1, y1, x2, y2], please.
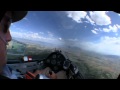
[44, 52, 66, 73]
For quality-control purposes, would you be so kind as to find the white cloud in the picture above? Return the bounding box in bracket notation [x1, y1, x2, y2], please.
[94, 28, 99, 31]
[66, 11, 87, 23]
[100, 36, 120, 44]
[68, 38, 78, 42]
[89, 11, 111, 26]
[65, 11, 111, 26]
[39, 32, 44, 35]
[118, 14, 120, 16]
[47, 31, 54, 37]
[86, 15, 95, 25]
[59, 38, 62, 40]
[10, 31, 61, 44]
[91, 28, 100, 34]
[11, 23, 14, 26]
[84, 21, 89, 23]
[115, 33, 118, 36]
[103, 28, 111, 32]
[79, 36, 120, 56]
[102, 24, 120, 33]
[108, 25, 118, 32]
[84, 26, 87, 28]
[116, 24, 120, 28]
[23, 17, 29, 21]
[10, 23, 16, 28]
[91, 30, 98, 34]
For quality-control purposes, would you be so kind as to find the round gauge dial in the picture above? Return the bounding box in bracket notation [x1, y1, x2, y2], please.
[57, 61, 61, 66]
[57, 55, 61, 58]
[51, 59, 56, 65]
[52, 55, 56, 58]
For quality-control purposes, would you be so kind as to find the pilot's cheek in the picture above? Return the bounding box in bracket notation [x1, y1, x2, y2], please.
[5, 30, 12, 43]
[0, 37, 7, 74]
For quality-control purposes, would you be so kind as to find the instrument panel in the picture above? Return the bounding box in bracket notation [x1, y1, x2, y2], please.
[44, 52, 66, 72]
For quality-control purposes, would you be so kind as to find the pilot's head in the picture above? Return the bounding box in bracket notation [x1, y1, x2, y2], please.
[0, 11, 27, 73]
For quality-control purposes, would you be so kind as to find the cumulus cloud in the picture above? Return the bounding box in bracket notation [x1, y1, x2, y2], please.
[103, 28, 111, 32]
[86, 15, 95, 25]
[79, 36, 120, 56]
[91, 30, 98, 34]
[116, 24, 120, 28]
[89, 11, 111, 26]
[66, 11, 87, 23]
[94, 28, 99, 31]
[65, 11, 111, 26]
[102, 24, 120, 33]
[90, 28, 102, 34]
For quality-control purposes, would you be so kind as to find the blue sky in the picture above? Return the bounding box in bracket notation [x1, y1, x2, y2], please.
[10, 11, 120, 56]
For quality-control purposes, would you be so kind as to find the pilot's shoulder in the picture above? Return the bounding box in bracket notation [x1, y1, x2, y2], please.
[3, 65, 18, 79]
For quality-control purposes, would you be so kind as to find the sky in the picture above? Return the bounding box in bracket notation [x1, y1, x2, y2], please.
[10, 11, 120, 56]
